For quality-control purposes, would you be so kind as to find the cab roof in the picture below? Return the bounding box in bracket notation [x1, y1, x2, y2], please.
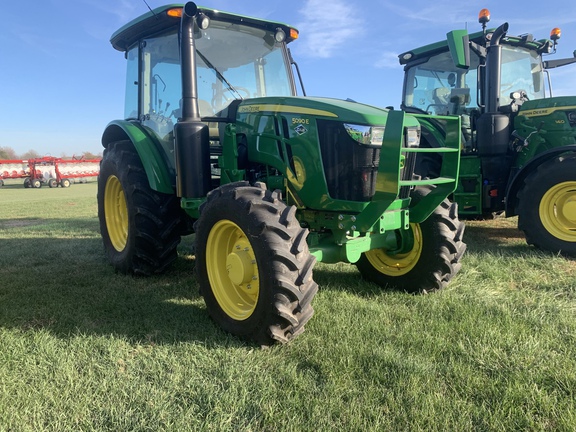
[398, 28, 552, 66]
[111, 3, 299, 52]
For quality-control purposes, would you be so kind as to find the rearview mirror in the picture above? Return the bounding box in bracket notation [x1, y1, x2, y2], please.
[447, 30, 470, 69]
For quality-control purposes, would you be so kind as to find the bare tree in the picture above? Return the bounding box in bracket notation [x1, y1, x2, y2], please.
[81, 151, 102, 160]
[0, 146, 18, 160]
[20, 149, 41, 160]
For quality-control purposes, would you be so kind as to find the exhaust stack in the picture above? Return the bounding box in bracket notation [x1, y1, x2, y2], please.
[174, 2, 211, 198]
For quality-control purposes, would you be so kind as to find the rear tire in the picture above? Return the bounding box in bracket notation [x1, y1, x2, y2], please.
[97, 140, 185, 275]
[194, 182, 318, 346]
[356, 189, 466, 293]
[518, 156, 576, 256]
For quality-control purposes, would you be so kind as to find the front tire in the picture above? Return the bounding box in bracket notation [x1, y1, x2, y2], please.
[356, 193, 466, 293]
[97, 140, 185, 275]
[518, 156, 576, 256]
[194, 182, 318, 346]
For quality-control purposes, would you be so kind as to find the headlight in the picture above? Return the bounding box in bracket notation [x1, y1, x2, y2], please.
[344, 123, 385, 145]
[404, 126, 420, 147]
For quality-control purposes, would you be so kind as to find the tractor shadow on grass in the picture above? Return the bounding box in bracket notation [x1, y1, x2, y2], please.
[311, 264, 387, 298]
[461, 219, 557, 257]
[0, 226, 244, 347]
[311, 219, 571, 297]
[0, 217, 568, 346]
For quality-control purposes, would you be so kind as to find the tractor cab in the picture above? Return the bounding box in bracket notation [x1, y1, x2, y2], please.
[110, 5, 299, 174]
[399, 9, 552, 153]
[398, 8, 576, 256]
[400, 9, 576, 154]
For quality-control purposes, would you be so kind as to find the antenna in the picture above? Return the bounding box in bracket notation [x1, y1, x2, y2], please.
[142, 0, 158, 18]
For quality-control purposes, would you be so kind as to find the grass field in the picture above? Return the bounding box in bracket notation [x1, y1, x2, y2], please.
[1, 182, 575, 431]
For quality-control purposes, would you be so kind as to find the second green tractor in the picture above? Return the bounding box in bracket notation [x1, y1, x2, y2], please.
[399, 8, 576, 256]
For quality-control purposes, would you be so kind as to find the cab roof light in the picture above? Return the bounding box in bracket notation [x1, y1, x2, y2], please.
[275, 28, 286, 43]
[196, 12, 210, 30]
[478, 8, 490, 31]
[290, 28, 299, 40]
[550, 27, 561, 41]
[167, 8, 183, 18]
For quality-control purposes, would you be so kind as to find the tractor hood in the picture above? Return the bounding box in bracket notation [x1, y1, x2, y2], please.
[518, 96, 576, 132]
[519, 96, 576, 119]
[236, 96, 417, 128]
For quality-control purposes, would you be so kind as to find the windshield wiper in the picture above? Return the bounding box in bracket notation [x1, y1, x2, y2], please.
[196, 49, 244, 100]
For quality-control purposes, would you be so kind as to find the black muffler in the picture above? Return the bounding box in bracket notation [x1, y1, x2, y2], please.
[174, 2, 210, 198]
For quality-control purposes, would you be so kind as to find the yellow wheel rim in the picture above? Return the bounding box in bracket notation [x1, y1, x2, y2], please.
[539, 181, 576, 242]
[104, 175, 129, 252]
[364, 224, 423, 276]
[206, 220, 259, 321]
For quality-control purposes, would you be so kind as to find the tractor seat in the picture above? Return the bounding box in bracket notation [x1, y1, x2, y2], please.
[433, 87, 451, 105]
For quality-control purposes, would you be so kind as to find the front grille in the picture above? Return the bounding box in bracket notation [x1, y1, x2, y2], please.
[317, 120, 380, 202]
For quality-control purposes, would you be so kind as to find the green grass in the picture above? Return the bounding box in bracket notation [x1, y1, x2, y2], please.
[1, 183, 575, 431]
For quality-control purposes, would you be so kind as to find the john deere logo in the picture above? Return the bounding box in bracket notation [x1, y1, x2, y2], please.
[294, 124, 308, 135]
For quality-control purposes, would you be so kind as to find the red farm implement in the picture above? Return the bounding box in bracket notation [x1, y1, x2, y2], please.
[0, 156, 101, 188]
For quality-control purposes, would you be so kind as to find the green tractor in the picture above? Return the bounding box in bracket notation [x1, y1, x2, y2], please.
[399, 8, 576, 256]
[98, 2, 465, 345]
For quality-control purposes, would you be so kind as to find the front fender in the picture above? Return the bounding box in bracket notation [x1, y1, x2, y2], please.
[102, 120, 175, 194]
[506, 145, 576, 216]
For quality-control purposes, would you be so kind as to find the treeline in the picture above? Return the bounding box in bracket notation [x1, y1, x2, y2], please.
[0, 146, 102, 160]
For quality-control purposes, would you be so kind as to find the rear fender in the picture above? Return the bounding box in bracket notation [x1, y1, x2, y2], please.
[102, 120, 175, 194]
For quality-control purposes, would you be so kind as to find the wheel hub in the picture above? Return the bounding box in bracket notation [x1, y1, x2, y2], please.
[561, 200, 576, 223]
[365, 223, 423, 276]
[226, 240, 256, 287]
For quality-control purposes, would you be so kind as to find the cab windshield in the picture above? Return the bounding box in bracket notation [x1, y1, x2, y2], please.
[403, 50, 480, 115]
[402, 45, 544, 114]
[132, 20, 295, 124]
[195, 21, 296, 114]
[499, 45, 544, 104]
[124, 19, 296, 167]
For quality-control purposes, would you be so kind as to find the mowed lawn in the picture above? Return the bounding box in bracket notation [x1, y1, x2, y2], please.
[0, 182, 575, 431]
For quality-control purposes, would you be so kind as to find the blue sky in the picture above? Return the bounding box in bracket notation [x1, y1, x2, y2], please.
[1, 0, 575, 157]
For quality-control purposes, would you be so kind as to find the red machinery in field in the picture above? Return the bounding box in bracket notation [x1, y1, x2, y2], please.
[0, 156, 101, 188]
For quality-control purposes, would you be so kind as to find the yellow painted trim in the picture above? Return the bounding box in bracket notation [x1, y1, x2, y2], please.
[238, 104, 338, 118]
[521, 105, 576, 118]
